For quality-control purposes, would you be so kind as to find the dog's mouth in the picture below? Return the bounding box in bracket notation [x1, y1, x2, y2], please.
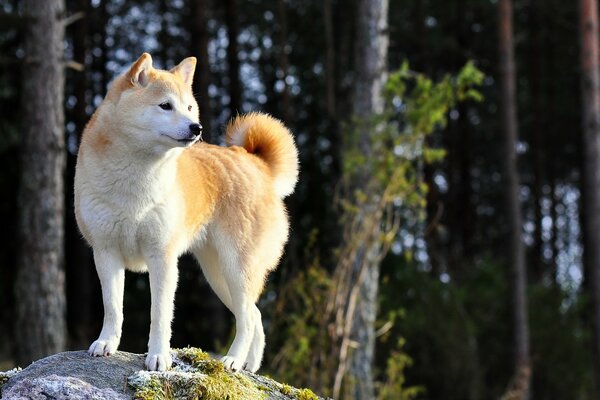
[161, 134, 202, 145]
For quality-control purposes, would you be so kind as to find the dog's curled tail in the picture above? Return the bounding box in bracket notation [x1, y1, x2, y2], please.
[226, 112, 299, 198]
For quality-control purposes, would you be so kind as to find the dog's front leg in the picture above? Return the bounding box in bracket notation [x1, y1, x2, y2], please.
[89, 249, 125, 357]
[145, 253, 179, 371]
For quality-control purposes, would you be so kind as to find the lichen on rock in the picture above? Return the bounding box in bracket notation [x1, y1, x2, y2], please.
[0, 367, 21, 389]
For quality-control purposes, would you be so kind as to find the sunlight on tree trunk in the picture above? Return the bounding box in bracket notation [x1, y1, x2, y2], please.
[341, 0, 389, 398]
[15, 0, 67, 366]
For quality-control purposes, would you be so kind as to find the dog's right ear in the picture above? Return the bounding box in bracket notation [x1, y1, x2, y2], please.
[128, 53, 153, 87]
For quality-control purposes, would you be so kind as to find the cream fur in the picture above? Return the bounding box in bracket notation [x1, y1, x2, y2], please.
[74, 53, 299, 372]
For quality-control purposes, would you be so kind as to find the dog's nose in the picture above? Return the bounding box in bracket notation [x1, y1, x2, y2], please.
[189, 123, 202, 136]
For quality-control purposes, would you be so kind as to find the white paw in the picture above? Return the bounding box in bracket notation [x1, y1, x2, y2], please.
[221, 355, 245, 372]
[145, 352, 172, 371]
[88, 337, 119, 357]
[243, 357, 261, 373]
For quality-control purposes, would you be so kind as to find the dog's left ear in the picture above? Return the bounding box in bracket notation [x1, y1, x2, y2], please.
[171, 57, 197, 86]
[129, 53, 153, 87]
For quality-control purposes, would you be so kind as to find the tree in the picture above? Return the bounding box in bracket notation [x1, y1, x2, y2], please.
[14, 0, 67, 365]
[498, 0, 531, 397]
[342, 0, 389, 398]
[579, 0, 600, 395]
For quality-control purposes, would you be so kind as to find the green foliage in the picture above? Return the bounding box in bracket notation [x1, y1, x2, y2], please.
[377, 338, 424, 400]
[267, 246, 335, 394]
[341, 60, 484, 226]
[267, 62, 483, 398]
[528, 286, 595, 399]
[379, 257, 510, 400]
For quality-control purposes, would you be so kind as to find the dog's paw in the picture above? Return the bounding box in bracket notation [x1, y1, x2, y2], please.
[243, 357, 261, 373]
[145, 352, 172, 371]
[88, 337, 119, 357]
[221, 355, 244, 372]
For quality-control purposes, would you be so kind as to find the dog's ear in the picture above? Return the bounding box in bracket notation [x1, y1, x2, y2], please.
[128, 53, 153, 87]
[170, 57, 197, 86]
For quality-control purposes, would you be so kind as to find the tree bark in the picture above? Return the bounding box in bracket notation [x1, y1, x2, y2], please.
[345, 0, 388, 399]
[498, 0, 531, 397]
[224, 0, 241, 116]
[579, 0, 600, 394]
[189, 0, 214, 143]
[15, 0, 66, 365]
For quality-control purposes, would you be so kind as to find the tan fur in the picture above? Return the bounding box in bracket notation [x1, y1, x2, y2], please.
[74, 53, 298, 372]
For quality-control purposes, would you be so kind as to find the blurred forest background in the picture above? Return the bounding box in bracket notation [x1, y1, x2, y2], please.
[2, 0, 600, 399]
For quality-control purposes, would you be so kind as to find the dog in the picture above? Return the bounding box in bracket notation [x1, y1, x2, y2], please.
[74, 53, 299, 372]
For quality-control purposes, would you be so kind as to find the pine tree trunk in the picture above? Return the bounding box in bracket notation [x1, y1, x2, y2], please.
[579, 0, 600, 394]
[15, 0, 67, 365]
[498, 0, 531, 397]
[346, 0, 388, 398]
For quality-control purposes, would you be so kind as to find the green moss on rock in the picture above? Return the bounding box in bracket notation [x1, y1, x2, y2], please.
[279, 383, 293, 396]
[296, 388, 319, 400]
[176, 347, 211, 367]
[128, 348, 268, 400]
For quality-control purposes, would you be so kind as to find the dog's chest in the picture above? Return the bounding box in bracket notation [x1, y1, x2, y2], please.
[79, 183, 174, 268]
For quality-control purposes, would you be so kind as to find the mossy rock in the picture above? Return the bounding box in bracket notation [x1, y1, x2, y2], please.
[0, 348, 326, 400]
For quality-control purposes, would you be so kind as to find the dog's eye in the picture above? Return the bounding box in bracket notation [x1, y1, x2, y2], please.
[188, 105, 192, 112]
[159, 102, 173, 111]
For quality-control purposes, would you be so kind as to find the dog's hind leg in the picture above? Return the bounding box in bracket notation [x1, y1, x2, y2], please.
[89, 250, 125, 357]
[194, 244, 233, 311]
[244, 305, 265, 372]
[196, 246, 255, 371]
[220, 286, 257, 372]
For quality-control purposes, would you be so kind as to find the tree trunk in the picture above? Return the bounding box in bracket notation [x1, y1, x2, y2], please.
[498, 0, 531, 397]
[579, 0, 600, 394]
[224, 0, 241, 115]
[345, 0, 388, 398]
[189, 0, 214, 143]
[15, 0, 66, 365]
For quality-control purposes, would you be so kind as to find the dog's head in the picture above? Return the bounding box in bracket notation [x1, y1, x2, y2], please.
[104, 53, 202, 154]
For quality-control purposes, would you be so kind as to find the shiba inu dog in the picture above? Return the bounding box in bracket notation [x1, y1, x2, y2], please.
[74, 53, 298, 372]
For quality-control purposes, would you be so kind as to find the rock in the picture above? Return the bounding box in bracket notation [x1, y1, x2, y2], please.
[0, 348, 325, 400]
[3, 374, 127, 400]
